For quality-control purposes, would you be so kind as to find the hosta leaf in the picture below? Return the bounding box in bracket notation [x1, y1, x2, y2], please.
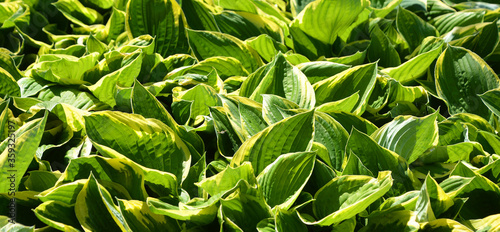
[147, 196, 218, 224]
[301, 171, 393, 226]
[125, 0, 189, 57]
[0, 112, 47, 192]
[276, 208, 308, 232]
[449, 20, 499, 58]
[246, 34, 288, 63]
[131, 80, 204, 154]
[28, 53, 100, 85]
[231, 110, 314, 175]
[84, 111, 191, 183]
[323, 111, 378, 135]
[346, 129, 419, 194]
[420, 219, 473, 231]
[435, 46, 500, 119]
[38, 86, 103, 110]
[396, 7, 439, 52]
[0, 68, 20, 97]
[313, 112, 349, 171]
[87, 51, 143, 107]
[182, 0, 219, 31]
[187, 29, 262, 72]
[261, 94, 299, 125]
[174, 84, 221, 121]
[450, 162, 500, 219]
[314, 62, 377, 115]
[360, 210, 419, 232]
[416, 175, 454, 221]
[220, 183, 272, 231]
[38, 180, 87, 205]
[257, 152, 315, 210]
[53, 0, 103, 27]
[371, 113, 439, 164]
[213, 11, 268, 41]
[197, 162, 257, 197]
[33, 201, 82, 231]
[240, 52, 316, 109]
[117, 199, 181, 232]
[297, 61, 351, 85]
[53, 156, 148, 201]
[479, 88, 500, 118]
[367, 26, 401, 68]
[467, 214, 500, 231]
[381, 40, 444, 84]
[430, 11, 485, 35]
[75, 173, 130, 232]
[290, 0, 370, 47]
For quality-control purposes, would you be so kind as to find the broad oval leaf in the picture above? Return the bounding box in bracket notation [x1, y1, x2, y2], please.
[187, 29, 263, 72]
[301, 171, 393, 226]
[371, 112, 439, 164]
[435, 46, 500, 119]
[239, 52, 316, 109]
[125, 0, 189, 57]
[84, 111, 191, 183]
[231, 110, 314, 175]
[257, 152, 316, 210]
[313, 62, 378, 115]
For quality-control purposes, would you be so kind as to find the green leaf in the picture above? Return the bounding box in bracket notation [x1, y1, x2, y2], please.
[53, 0, 103, 27]
[28, 53, 100, 85]
[381, 39, 444, 84]
[435, 46, 500, 119]
[276, 208, 308, 232]
[396, 7, 439, 52]
[210, 106, 242, 156]
[131, 80, 204, 154]
[231, 110, 314, 175]
[197, 162, 257, 197]
[219, 183, 272, 231]
[33, 201, 82, 231]
[360, 210, 419, 232]
[346, 129, 419, 194]
[297, 61, 351, 85]
[87, 51, 143, 107]
[174, 84, 221, 122]
[182, 0, 219, 31]
[367, 26, 401, 68]
[246, 34, 288, 63]
[84, 111, 191, 184]
[449, 20, 499, 58]
[313, 112, 349, 171]
[479, 89, 500, 118]
[420, 219, 473, 231]
[416, 175, 454, 221]
[24, 171, 60, 192]
[430, 11, 485, 35]
[257, 152, 315, 210]
[147, 196, 218, 224]
[0, 68, 19, 97]
[240, 52, 316, 109]
[75, 173, 131, 232]
[302, 171, 393, 226]
[53, 155, 148, 201]
[125, 0, 189, 57]
[450, 162, 500, 219]
[117, 199, 181, 232]
[467, 214, 500, 231]
[290, 0, 370, 47]
[261, 94, 299, 125]
[38, 86, 103, 110]
[371, 113, 439, 164]
[313, 62, 378, 115]
[0, 112, 47, 192]
[187, 29, 263, 72]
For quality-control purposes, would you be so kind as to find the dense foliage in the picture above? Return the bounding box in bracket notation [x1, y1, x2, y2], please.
[1, 0, 500, 231]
